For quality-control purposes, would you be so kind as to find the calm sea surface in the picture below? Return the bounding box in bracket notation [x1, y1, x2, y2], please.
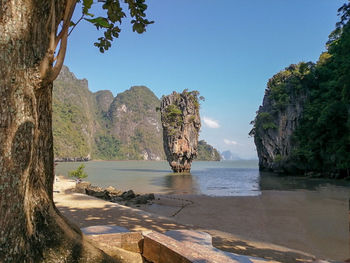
[56, 160, 350, 198]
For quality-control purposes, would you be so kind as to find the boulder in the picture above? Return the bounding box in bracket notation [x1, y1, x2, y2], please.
[75, 181, 91, 194]
[134, 194, 154, 205]
[121, 190, 136, 200]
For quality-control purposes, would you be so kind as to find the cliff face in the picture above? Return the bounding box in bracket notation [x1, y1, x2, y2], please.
[251, 63, 311, 173]
[160, 90, 201, 172]
[53, 66, 219, 162]
[251, 8, 350, 178]
[53, 66, 164, 160]
[108, 86, 164, 160]
[53, 66, 98, 159]
[95, 90, 114, 114]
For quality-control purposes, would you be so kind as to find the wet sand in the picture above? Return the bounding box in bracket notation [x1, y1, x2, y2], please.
[53, 176, 347, 262]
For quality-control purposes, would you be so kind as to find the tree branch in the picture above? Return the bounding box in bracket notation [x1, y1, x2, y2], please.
[68, 14, 84, 37]
[49, 0, 77, 82]
[39, 1, 56, 81]
[55, 0, 76, 49]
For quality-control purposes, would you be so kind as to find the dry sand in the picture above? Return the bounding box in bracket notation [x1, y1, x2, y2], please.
[54, 176, 346, 262]
[137, 192, 349, 262]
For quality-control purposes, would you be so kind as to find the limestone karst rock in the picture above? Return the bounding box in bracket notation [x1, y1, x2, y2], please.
[196, 140, 221, 161]
[160, 90, 202, 172]
[250, 63, 309, 173]
[53, 66, 164, 160]
[53, 66, 219, 161]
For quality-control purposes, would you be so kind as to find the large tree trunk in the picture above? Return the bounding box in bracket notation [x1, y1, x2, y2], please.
[0, 1, 113, 262]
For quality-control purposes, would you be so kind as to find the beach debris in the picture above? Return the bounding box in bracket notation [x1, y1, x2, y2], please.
[75, 182, 155, 205]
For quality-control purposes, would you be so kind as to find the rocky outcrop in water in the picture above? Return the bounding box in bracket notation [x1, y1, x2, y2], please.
[160, 90, 202, 172]
[250, 63, 310, 173]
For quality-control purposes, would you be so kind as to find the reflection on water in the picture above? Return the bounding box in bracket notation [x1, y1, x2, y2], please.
[56, 160, 350, 198]
[259, 171, 350, 191]
[193, 168, 260, 196]
[151, 167, 261, 196]
[152, 173, 199, 194]
[56, 160, 263, 196]
[259, 171, 350, 200]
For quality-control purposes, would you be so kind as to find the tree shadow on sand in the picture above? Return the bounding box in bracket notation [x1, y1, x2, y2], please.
[56, 197, 320, 263]
[212, 236, 316, 263]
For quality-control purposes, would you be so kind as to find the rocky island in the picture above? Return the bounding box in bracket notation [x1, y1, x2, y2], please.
[250, 63, 310, 174]
[160, 90, 202, 172]
[251, 11, 350, 179]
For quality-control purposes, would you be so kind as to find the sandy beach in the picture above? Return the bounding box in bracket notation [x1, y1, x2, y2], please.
[53, 176, 348, 262]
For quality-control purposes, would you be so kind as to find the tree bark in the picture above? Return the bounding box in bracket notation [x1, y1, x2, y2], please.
[0, 1, 114, 262]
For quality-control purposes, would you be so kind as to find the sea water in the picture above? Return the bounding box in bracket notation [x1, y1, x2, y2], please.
[55, 160, 350, 198]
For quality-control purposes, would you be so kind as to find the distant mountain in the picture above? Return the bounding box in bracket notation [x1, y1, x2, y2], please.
[220, 151, 242, 161]
[196, 140, 221, 161]
[53, 66, 219, 161]
[53, 66, 164, 160]
[107, 86, 164, 160]
[53, 66, 97, 159]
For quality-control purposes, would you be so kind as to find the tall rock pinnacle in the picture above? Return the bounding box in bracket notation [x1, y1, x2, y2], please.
[160, 90, 202, 173]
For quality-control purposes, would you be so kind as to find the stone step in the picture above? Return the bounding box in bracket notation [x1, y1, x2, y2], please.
[165, 230, 213, 247]
[82, 226, 144, 254]
[82, 225, 129, 235]
[143, 231, 273, 263]
[82, 226, 333, 263]
[164, 230, 276, 262]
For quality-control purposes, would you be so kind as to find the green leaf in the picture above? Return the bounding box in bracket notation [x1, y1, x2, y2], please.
[83, 0, 93, 14]
[132, 22, 144, 33]
[85, 17, 111, 28]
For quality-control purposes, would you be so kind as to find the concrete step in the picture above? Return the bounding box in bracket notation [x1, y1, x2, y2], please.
[82, 226, 333, 263]
[82, 225, 129, 235]
[165, 230, 213, 247]
[164, 230, 276, 263]
[143, 230, 274, 263]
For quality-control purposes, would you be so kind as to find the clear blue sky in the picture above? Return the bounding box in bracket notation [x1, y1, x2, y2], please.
[64, 0, 346, 159]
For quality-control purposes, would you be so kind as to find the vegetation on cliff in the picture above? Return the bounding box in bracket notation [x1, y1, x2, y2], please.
[53, 67, 96, 159]
[108, 86, 164, 160]
[292, 6, 350, 178]
[53, 68, 218, 161]
[196, 140, 221, 161]
[251, 3, 350, 178]
[53, 67, 164, 160]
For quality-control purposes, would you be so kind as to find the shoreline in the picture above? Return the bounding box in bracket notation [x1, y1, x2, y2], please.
[53, 176, 344, 262]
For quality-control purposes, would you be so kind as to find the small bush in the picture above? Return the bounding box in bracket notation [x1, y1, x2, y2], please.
[68, 164, 88, 180]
